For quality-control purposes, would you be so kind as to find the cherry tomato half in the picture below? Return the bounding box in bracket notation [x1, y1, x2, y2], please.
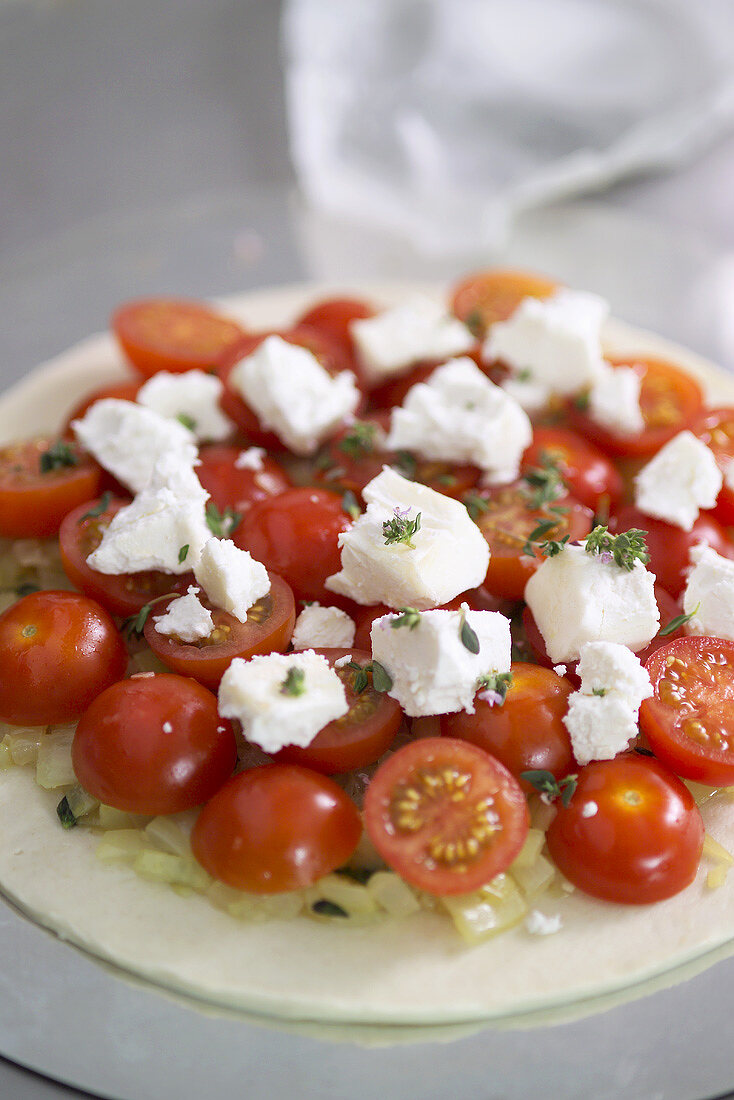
[641, 636, 734, 786]
[191, 764, 362, 893]
[546, 754, 704, 904]
[196, 445, 292, 517]
[112, 298, 245, 378]
[0, 590, 127, 725]
[0, 437, 103, 538]
[521, 427, 623, 513]
[143, 574, 296, 690]
[450, 269, 558, 339]
[364, 737, 529, 895]
[296, 297, 374, 376]
[73, 674, 237, 814]
[62, 381, 141, 437]
[691, 406, 734, 525]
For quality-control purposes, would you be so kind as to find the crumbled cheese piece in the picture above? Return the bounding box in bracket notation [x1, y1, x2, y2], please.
[683, 543, 734, 639]
[234, 446, 266, 471]
[136, 370, 232, 442]
[193, 538, 270, 623]
[588, 363, 644, 435]
[291, 603, 356, 651]
[564, 641, 652, 765]
[524, 542, 659, 663]
[162, 722, 173, 733]
[334, 653, 352, 668]
[525, 911, 563, 936]
[581, 801, 598, 818]
[634, 430, 722, 532]
[153, 586, 214, 643]
[72, 399, 198, 494]
[228, 335, 360, 455]
[218, 650, 349, 754]
[499, 375, 552, 415]
[575, 641, 653, 705]
[385, 357, 532, 484]
[350, 296, 474, 384]
[370, 605, 511, 717]
[553, 664, 567, 677]
[326, 467, 489, 609]
[483, 289, 608, 395]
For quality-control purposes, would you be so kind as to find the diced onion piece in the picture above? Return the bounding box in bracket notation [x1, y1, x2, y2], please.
[509, 828, 545, 870]
[206, 881, 304, 921]
[64, 784, 99, 822]
[35, 728, 76, 789]
[133, 849, 211, 891]
[707, 865, 729, 889]
[144, 816, 192, 858]
[96, 829, 149, 862]
[98, 804, 150, 831]
[306, 874, 379, 918]
[367, 871, 421, 917]
[440, 873, 528, 944]
[5, 728, 45, 767]
[0, 739, 13, 769]
[703, 833, 734, 866]
[511, 853, 556, 900]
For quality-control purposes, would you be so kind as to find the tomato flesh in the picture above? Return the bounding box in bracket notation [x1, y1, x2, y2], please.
[0, 437, 103, 538]
[364, 737, 529, 895]
[691, 406, 734, 525]
[521, 427, 624, 513]
[450, 269, 558, 338]
[196, 445, 291, 517]
[112, 298, 245, 377]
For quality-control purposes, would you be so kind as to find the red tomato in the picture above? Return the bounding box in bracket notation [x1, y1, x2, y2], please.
[196, 445, 291, 517]
[521, 427, 624, 513]
[641, 636, 734, 786]
[73, 674, 236, 814]
[296, 297, 374, 376]
[546, 754, 704, 904]
[0, 591, 127, 725]
[62, 381, 141, 437]
[274, 648, 403, 774]
[568, 358, 703, 458]
[691, 407, 734, 525]
[143, 574, 296, 689]
[368, 361, 441, 410]
[612, 504, 734, 599]
[450, 269, 558, 339]
[234, 488, 351, 604]
[0, 437, 103, 538]
[311, 415, 393, 498]
[191, 764, 362, 893]
[439, 663, 575, 791]
[471, 482, 593, 600]
[112, 298, 245, 378]
[364, 737, 529, 895]
[59, 497, 193, 617]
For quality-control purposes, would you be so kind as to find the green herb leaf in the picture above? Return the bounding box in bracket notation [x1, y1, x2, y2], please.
[464, 492, 489, 522]
[122, 591, 177, 638]
[522, 519, 558, 555]
[393, 450, 417, 481]
[390, 607, 421, 631]
[659, 603, 699, 637]
[521, 769, 578, 807]
[178, 544, 189, 564]
[79, 491, 112, 524]
[584, 525, 650, 571]
[369, 660, 393, 693]
[573, 391, 590, 412]
[39, 440, 79, 474]
[56, 795, 78, 829]
[516, 368, 533, 382]
[311, 898, 348, 918]
[538, 535, 570, 558]
[521, 453, 567, 509]
[476, 670, 513, 705]
[345, 660, 369, 694]
[338, 420, 378, 460]
[592, 686, 608, 697]
[205, 501, 242, 538]
[464, 309, 484, 339]
[437, 473, 457, 488]
[459, 609, 480, 654]
[341, 490, 361, 521]
[176, 412, 197, 432]
[382, 508, 421, 549]
[280, 667, 306, 697]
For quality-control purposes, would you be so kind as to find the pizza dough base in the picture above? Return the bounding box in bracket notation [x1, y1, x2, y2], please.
[1, 282, 734, 1028]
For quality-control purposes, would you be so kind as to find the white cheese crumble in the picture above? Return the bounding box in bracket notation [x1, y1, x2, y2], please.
[385, 357, 532, 484]
[588, 363, 644, 435]
[524, 541, 659, 664]
[325, 467, 489, 609]
[228, 335, 360, 455]
[483, 289, 608, 396]
[193, 538, 270, 624]
[234, 446, 266, 471]
[136, 370, 232, 442]
[370, 605, 511, 717]
[217, 650, 349, 754]
[499, 375, 552, 415]
[553, 664, 567, 677]
[291, 603, 356, 651]
[581, 801, 598, 818]
[334, 653, 352, 668]
[634, 430, 723, 532]
[525, 911, 563, 936]
[153, 586, 214, 643]
[350, 296, 474, 385]
[72, 399, 198, 494]
[683, 543, 734, 640]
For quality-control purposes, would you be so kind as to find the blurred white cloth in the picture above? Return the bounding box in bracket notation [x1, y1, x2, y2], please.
[282, 0, 734, 256]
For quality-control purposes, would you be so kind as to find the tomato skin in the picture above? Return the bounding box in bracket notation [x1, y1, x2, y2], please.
[142, 574, 296, 689]
[274, 648, 403, 774]
[196, 445, 292, 517]
[364, 737, 529, 896]
[641, 636, 734, 786]
[112, 298, 245, 378]
[691, 406, 734, 525]
[521, 427, 623, 513]
[439, 663, 575, 792]
[546, 754, 704, 904]
[191, 764, 362, 893]
[0, 591, 127, 725]
[296, 298, 374, 378]
[0, 438, 103, 538]
[612, 504, 734, 599]
[62, 381, 141, 436]
[234, 488, 351, 604]
[73, 674, 236, 814]
[450, 269, 558, 339]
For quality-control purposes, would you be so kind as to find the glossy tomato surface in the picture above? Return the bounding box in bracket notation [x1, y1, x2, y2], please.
[0, 437, 103, 538]
[196, 445, 292, 517]
[296, 297, 374, 376]
[364, 737, 529, 895]
[450, 269, 558, 338]
[521, 427, 624, 513]
[112, 298, 245, 377]
[191, 764, 362, 893]
[546, 754, 704, 904]
[73, 674, 237, 814]
[0, 590, 127, 725]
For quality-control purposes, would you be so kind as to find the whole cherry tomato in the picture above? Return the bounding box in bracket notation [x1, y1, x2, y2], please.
[196, 445, 291, 517]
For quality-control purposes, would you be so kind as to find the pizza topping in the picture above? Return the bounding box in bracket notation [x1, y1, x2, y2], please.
[350, 296, 474, 385]
[291, 602, 356, 651]
[588, 363, 645, 435]
[192, 537, 270, 624]
[233, 446, 266, 471]
[564, 643, 653, 766]
[152, 585, 214, 644]
[634, 430, 723, 531]
[136, 369, 233, 443]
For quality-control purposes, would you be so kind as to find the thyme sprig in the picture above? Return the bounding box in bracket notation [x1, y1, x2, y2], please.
[382, 507, 421, 549]
[584, 525, 650, 571]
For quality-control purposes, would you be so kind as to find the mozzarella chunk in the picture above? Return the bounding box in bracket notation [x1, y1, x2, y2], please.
[564, 693, 641, 767]
[634, 430, 722, 532]
[291, 603, 356, 651]
[228, 335, 360, 455]
[575, 641, 653, 706]
[499, 375, 552, 415]
[483, 289, 608, 395]
[524, 543, 659, 663]
[325, 467, 489, 609]
[683, 543, 734, 639]
[72, 399, 198, 494]
[370, 606, 511, 717]
[385, 358, 532, 483]
[136, 370, 232, 442]
[588, 363, 644, 435]
[193, 538, 270, 623]
[350, 296, 474, 384]
[234, 446, 266, 471]
[218, 650, 349, 754]
[153, 586, 214, 643]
